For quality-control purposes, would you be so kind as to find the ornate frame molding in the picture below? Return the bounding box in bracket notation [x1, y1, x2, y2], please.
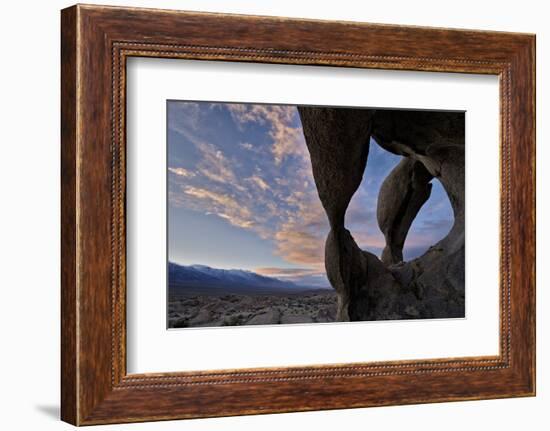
[61, 5, 535, 425]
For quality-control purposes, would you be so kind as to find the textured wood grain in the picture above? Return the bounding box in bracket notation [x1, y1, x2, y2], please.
[61, 4, 535, 425]
[60, 6, 78, 425]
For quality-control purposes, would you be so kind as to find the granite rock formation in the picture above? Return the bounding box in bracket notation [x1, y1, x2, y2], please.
[298, 107, 465, 321]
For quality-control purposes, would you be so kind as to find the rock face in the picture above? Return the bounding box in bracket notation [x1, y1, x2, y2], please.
[298, 107, 465, 321]
[377, 158, 433, 265]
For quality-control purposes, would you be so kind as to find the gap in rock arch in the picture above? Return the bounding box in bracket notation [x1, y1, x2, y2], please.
[402, 178, 454, 261]
[346, 137, 454, 263]
[345, 137, 399, 259]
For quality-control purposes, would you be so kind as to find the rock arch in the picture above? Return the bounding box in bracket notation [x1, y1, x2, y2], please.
[298, 107, 465, 321]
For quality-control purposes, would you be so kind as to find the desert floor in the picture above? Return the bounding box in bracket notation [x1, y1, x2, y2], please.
[168, 290, 338, 328]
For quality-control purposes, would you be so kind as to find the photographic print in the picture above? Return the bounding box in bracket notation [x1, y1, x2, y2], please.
[167, 101, 465, 329]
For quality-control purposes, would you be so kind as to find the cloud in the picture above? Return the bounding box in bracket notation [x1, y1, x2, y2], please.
[194, 140, 242, 187]
[344, 187, 386, 250]
[226, 104, 306, 165]
[183, 186, 254, 229]
[168, 189, 187, 207]
[274, 228, 325, 267]
[270, 190, 329, 269]
[255, 266, 331, 288]
[247, 175, 270, 191]
[239, 142, 259, 152]
[416, 218, 453, 232]
[168, 102, 201, 132]
[404, 218, 453, 250]
[169, 103, 236, 178]
[169, 113, 243, 189]
[255, 267, 323, 277]
[168, 167, 195, 178]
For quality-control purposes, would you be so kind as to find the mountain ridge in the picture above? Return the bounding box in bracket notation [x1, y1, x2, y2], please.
[168, 261, 331, 295]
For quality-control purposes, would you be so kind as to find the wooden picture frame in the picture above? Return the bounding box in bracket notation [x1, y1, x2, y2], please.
[61, 4, 536, 425]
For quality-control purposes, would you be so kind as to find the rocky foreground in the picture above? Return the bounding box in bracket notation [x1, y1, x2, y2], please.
[168, 290, 337, 328]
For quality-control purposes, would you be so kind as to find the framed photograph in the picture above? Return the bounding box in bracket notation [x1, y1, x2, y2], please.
[61, 4, 536, 425]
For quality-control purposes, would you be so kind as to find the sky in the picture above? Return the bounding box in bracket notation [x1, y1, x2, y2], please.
[167, 101, 454, 285]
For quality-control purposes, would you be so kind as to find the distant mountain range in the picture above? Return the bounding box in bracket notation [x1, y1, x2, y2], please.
[168, 262, 331, 296]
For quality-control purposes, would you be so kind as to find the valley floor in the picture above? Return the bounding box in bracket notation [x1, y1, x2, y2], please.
[168, 289, 337, 328]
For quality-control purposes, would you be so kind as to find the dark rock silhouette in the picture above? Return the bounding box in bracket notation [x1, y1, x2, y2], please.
[298, 107, 465, 321]
[377, 158, 433, 265]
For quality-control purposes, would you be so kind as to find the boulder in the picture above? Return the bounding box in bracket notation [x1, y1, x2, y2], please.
[280, 314, 314, 324]
[246, 309, 281, 325]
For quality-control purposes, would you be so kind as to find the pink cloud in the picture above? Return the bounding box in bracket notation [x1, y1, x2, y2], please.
[168, 167, 195, 178]
[226, 104, 307, 165]
[182, 186, 254, 229]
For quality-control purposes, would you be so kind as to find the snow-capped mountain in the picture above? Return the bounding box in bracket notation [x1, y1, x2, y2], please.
[168, 262, 329, 295]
